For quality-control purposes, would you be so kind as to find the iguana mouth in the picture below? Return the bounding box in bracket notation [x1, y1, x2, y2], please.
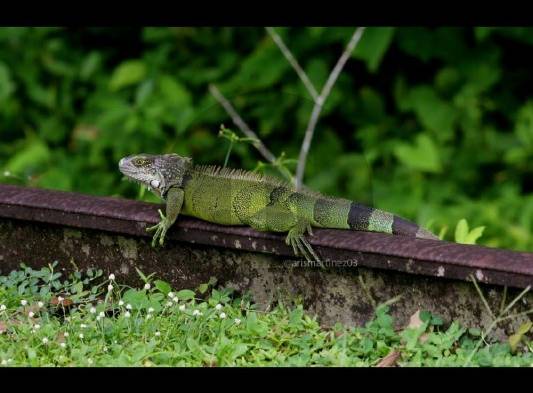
[119, 160, 150, 188]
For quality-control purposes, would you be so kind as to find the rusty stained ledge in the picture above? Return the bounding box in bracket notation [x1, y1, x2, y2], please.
[0, 184, 532, 289]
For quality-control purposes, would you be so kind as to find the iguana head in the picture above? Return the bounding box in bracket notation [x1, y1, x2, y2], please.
[119, 153, 192, 197]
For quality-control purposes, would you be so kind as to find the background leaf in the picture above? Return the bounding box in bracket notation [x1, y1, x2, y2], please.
[154, 280, 172, 296]
[508, 321, 532, 353]
[454, 219, 469, 244]
[176, 289, 195, 301]
[393, 134, 442, 173]
[352, 27, 395, 72]
[109, 60, 147, 91]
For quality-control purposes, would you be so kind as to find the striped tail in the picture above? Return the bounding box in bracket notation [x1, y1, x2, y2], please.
[311, 197, 438, 240]
[347, 202, 438, 240]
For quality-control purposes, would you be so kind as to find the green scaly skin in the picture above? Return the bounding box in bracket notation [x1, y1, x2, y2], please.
[119, 153, 438, 263]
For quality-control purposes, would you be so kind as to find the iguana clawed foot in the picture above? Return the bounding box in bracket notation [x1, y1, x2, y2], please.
[146, 209, 170, 247]
[285, 221, 322, 265]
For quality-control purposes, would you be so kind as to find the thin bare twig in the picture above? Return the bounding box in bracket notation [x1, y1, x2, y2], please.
[501, 285, 531, 316]
[265, 27, 319, 102]
[463, 281, 531, 367]
[295, 27, 366, 190]
[499, 285, 508, 315]
[469, 274, 496, 320]
[208, 84, 276, 164]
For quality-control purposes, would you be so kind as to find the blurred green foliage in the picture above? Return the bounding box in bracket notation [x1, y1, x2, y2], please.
[1, 27, 532, 251]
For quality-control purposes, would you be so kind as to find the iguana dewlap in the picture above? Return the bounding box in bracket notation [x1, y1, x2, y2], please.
[119, 153, 437, 262]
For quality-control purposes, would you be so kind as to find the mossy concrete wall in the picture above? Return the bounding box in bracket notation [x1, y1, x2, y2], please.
[1, 218, 531, 339]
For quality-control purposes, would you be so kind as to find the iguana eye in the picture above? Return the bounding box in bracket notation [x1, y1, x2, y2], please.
[150, 179, 160, 189]
[133, 158, 150, 166]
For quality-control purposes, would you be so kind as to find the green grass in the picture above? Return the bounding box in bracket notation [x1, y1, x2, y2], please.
[0, 262, 532, 367]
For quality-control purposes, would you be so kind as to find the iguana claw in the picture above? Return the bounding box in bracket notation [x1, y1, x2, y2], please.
[146, 209, 169, 247]
[285, 221, 322, 266]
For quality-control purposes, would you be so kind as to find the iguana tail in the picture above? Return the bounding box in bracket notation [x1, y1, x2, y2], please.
[312, 197, 439, 240]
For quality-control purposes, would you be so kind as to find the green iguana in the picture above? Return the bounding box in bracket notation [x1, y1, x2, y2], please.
[119, 153, 438, 262]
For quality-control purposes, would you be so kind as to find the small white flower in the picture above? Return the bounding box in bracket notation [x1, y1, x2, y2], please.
[173, 297, 179, 303]
[118, 300, 124, 306]
[3, 170, 11, 177]
[126, 304, 132, 310]
[99, 311, 105, 318]
[34, 324, 40, 330]
[80, 324, 87, 329]
[63, 332, 69, 337]
[179, 304, 186, 311]
[103, 346, 108, 352]
[155, 331, 161, 337]
[107, 284, 113, 291]
[20, 299, 27, 306]
[148, 307, 154, 313]
[89, 307, 96, 314]
[79, 333, 84, 339]
[57, 296, 64, 303]
[192, 309, 201, 316]
[87, 359, 93, 365]
[146, 314, 151, 320]
[124, 311, 131, 318]
[1, 360, 6, 365]
[108, 273, 115, 281]
[168, 292, 174, 298]
[165, 301, 173, 307]
[144, 283, 151, 290]
[219, 312, 226, 319]
[60, 343, 66, 348]
[37, 301, 44, 308]
[28, 311, 35, 318]
[96, 316, 101, 322]
[234, 318, 241, 325]
[0, 304, 6, 311]
[42, 337, 49, 344]
[215, 304, 223, 310]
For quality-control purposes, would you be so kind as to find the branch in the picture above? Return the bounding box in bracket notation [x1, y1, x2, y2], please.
[265, 27, 319, 102]
[208, 84, 277, 164]
[295, 27, 366, 190]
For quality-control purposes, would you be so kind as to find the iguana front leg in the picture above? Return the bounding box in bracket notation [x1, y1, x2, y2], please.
[146, 187, 184, 247]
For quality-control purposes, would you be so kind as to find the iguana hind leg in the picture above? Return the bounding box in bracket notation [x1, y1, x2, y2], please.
[286, 220, 322, 264]
[242, 206, 321, 263]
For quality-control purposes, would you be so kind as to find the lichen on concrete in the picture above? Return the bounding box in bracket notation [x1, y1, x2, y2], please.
[99, 234, 115, 247]
[117, 236, 138, 260]
[63, 228, 82, 239]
